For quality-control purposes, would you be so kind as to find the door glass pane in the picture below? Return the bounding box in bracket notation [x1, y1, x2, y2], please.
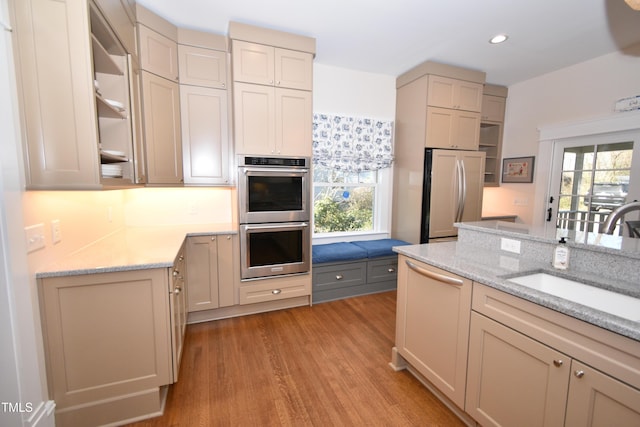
[556, 142, 633, 234]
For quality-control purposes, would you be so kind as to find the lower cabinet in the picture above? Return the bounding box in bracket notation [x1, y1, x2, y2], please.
[239, 273, 311, 305]
[394, 255, 472, 408]
[170, 242, 188, 382]
[38, 267, 180, 426]
[466, 312, 570, 426]
[186, 234, 236, 312]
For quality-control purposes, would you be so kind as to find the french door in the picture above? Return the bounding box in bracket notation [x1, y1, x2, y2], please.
[546, 130, 640, 237]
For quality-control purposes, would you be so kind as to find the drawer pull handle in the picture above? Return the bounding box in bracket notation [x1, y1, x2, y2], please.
[387, 268, 395, 273]
[336, 274, 343, 280]
[574, 370, 585, 378]
[405, 260, 463, 286]
[553, 359, 563, 367]
[173, 285, 182, 295]
[272, 289, 282, 295]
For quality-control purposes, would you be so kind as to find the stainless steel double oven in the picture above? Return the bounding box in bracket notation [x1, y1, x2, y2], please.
[238, 155, 311, 280]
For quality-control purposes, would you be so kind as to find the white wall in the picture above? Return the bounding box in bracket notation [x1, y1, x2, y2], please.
[484, 44, 640, 225]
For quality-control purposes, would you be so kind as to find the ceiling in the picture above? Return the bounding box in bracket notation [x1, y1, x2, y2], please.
[135, 0, 640, 86]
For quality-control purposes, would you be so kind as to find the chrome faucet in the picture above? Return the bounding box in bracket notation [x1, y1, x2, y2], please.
[602, 201, 640, 235]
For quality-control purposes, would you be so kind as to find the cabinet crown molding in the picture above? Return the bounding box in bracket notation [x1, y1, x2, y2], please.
[396, 60, 486, 89]
[228, 21, 316, 56]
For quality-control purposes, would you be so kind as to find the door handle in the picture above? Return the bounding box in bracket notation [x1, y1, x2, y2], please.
[547, 207, 553, 222]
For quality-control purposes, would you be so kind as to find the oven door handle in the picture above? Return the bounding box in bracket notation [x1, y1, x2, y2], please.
[243, 222, 309, 230]
[242, 167, 309, 175]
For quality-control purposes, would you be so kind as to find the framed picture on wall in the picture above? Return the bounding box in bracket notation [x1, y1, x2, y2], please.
[502, 156, 535, 183]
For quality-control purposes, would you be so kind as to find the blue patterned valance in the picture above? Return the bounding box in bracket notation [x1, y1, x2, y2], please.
[312, 113, 394, 173]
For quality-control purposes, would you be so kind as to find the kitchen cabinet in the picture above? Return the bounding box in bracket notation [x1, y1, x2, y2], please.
[427, 75, 483, 112]
[138, 24, 179, 82]
[186, 234, 236, 312]
[137, 5, 183, 185]
[239, 273, 311, 305]
[177, 30, 232, 185]
[12, 0, 140, 190]
[141, 70, 183, 184]
[425, 106, 481, 150]
[232, 40, 313, 90]
[178, 44, 228, 89]
[394, 255, 472, 408]
[180, 85, 230, 185]
[233, 82, 312, 156]
[38, 268, 173, 426]
[466, 312, 570, 426]
[467, 282, 640, 427]
[480, 85, 507, 186]
[94, 0, 137, 59]
[170, 242, 187, 382]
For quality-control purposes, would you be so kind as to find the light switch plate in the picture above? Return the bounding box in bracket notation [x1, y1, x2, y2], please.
[25, 223, 45, 252]
[51, 219, 62, 244]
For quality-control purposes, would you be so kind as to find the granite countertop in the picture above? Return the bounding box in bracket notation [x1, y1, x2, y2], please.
[36, 224, 237, 279]
[394, 242, 640, 342]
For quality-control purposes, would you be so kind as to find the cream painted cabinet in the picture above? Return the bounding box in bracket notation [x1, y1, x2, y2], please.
[466, 312, 570, 426]
[38, 268, 173, 426]
[480, 85, 507, 187]
[565, 360, 640, 425]
[12, 0, 141, 190]
[425, 106, 481, 150]
[394, 255, 472, 408]
[427, 75, 483, 112]
[138, 24, 179, 82]
[141, 71, 183, 184]
[170, 243, 187, 382]
[232, 40, 312, 90]
[180, 85, 230, 185]
[94, 0, 137, 58]
[234, 83, 312, 156]
[186, 234, 236, 312]
[178, 44, 228, 89]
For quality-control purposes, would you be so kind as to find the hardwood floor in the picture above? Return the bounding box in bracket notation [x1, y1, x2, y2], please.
[125, 291, 465, 426]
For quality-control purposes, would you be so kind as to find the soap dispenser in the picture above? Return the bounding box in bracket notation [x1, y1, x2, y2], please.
[552, 237, 570, 270]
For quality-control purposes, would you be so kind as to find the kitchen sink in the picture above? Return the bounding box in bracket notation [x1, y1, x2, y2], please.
[506, 272, 640, 322]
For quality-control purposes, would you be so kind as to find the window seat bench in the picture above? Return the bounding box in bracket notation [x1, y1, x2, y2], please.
[311, 239, 411, 303]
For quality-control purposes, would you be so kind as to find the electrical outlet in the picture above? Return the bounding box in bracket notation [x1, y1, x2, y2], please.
[25, 224, 45, 252]
[500, 237, 521, 254]
[51, 220, 62, 244]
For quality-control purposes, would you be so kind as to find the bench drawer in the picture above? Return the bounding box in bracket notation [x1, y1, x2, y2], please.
[312, 261, 366, 292]
[367, 256, 398, 284]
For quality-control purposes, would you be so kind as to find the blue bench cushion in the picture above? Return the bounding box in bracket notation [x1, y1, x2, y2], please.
[350, 239, 411, 258]
[312, 242, 367, 264]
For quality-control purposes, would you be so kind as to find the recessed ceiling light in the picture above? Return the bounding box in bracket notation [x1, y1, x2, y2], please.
[489, 34, 508, 44]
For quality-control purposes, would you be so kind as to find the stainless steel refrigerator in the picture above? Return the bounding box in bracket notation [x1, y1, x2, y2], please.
[420, 148, 486, 243]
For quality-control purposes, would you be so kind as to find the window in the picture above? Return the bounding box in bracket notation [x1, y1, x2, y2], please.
[313, 168, 377, 233]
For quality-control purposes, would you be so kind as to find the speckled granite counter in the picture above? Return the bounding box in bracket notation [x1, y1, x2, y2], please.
[36, 224, 237, 278]
[394, 241, 640, 342]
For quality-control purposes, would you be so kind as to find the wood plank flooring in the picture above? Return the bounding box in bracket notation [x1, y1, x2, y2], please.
[125, 291, 465, 426]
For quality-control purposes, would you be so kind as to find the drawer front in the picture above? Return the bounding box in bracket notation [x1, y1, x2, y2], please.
[367, 256, 398, 284]
[239, 277, 310, 305]
[312, 262, 366, 291]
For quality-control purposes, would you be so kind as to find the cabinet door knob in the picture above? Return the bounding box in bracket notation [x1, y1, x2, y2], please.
[212, 236, 216, 241]
[226, 235, 231, 240]
[336, 274, 343, 280]
[387, 268, 395, 273]
[272, 289, 281, 295]
[553, 359, 563, 367]
[574, 370, 585, 378]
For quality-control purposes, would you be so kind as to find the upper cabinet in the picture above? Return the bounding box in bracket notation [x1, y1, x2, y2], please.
[12, 0, 140, 190]
[178, 29, 232, 185]
[427, 75, 483, 113]
[138, 24, 179, 82]
[479, 84, 508, 187]
[232, 40, 313, 90]
[230, 22, 315, 156]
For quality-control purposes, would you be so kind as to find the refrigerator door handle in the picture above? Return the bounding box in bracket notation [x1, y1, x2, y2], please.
[459, 159, 467, 221]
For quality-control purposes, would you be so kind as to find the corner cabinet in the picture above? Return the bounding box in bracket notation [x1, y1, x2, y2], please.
[12, 0, 140, 189]
[38, 268, 177, 426]
[393, 255, 472, 408]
